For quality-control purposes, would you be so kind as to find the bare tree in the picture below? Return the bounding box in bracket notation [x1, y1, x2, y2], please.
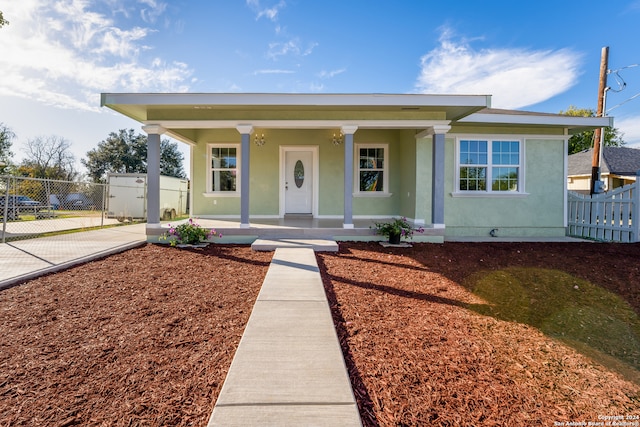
[19, 135, 78, 181]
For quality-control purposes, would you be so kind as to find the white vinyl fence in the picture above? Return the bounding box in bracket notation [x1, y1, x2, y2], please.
[567, 176, 640, 242]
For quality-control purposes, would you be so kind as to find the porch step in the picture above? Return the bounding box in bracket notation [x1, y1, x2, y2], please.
[251, 238, 338, 252]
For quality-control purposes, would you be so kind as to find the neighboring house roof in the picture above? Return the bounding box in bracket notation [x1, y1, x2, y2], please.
[568, 146, 640, 177]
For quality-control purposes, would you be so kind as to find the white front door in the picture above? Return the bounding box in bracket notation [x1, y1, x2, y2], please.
[285, 150, 313, 214]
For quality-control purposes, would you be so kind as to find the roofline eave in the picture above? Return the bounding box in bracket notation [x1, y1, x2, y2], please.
[100, 92, 491, 109]
[460, 112, 613, 130]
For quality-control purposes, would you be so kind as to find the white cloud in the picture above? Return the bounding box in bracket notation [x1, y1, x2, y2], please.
[267, 39, 317, 60]
[0, 0, 192, 112]
[303, 42, 318, 56]
[267, 39, 301, 59]
[246, 0, 286, 21]
[138, 0, 167, 23]
[415, 31, 583, 109]
[318, 68, 346, 79]
[616, 115, 640, 146]
[253, 69, 295, 75]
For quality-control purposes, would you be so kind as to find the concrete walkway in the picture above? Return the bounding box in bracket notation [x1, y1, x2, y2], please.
[0, 223, 147, 289]
[208, 247, 362, 426]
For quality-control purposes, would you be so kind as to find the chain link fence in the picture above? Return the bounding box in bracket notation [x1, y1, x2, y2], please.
[1, 175, 190, 244]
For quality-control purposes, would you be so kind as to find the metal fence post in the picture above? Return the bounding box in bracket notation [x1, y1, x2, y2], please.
[101, 183, 106, 228]
[2, 176, 9, 244]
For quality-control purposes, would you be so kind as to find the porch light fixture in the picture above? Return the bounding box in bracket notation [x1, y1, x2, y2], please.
[254, 133, 266, 146]
[332, 132, 343, 145]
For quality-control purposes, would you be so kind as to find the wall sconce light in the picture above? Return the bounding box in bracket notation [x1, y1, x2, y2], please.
[332, 132, 343, 145]
[254, 133, 266, 146]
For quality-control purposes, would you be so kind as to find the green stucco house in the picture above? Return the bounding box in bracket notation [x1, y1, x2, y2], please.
[101, 93, 611, 243]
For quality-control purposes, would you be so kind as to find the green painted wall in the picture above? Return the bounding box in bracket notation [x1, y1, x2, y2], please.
[191, 128, 421, 219]
[444, 137, 567, 237]
[190, 126, 568, 238]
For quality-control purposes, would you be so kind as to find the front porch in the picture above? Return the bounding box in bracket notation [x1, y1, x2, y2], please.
[147, 217, 445, 244]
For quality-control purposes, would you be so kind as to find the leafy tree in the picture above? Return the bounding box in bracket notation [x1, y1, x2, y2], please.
[0, 11, 8, 28]
[0, 123, 15, 174]
[160, 139, 186, 179]
[18, 135, 78, 181]
[82, 129, 185, 183]
[560, 106, 625, 154]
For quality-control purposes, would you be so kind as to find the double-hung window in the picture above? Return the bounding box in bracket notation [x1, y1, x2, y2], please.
[208, 144, 239, 194]
[355, 144, 388, 194]
[458, 138, 522, 193]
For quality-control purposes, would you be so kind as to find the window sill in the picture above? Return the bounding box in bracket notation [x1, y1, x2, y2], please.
[451, 191, 529, 198]
[353, 192, 393, 198]
[202, 192, 240, 198]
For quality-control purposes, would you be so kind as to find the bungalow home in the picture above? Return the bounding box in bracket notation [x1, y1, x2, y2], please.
[568, 146, 640, 194]
[100, 93, 611, 242]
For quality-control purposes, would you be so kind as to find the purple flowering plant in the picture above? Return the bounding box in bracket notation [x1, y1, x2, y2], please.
[372, 216, 424, 240]
[160, 218, 220, 246]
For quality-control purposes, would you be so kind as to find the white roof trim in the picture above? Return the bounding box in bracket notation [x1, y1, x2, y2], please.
[460, 112, 613, 128]
[144, 119, 452, 130]
[103, 93, 490, 108]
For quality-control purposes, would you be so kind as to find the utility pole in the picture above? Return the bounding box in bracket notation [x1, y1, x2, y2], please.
[591, 46, 609, 195]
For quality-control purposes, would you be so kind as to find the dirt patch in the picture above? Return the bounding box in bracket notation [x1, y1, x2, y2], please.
[1, 241, 639, 426]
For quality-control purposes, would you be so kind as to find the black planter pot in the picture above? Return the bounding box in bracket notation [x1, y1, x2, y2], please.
[388, 231, 401, 244]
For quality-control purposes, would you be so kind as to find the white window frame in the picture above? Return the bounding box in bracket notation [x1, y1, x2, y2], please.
[454, 137, 526, 197]
[354, 143, 391, 197]
[205, 143, 241, 197]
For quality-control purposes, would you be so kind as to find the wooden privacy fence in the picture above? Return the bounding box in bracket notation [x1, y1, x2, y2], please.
[567, 178, 640, 242]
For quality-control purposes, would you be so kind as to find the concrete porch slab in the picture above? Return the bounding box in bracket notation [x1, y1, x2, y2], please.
[251, 238, 339, 252]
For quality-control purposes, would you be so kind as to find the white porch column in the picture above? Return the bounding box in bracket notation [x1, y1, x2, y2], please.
[431, 124, 450, 228]
[142, 125, 165, 233]
[342, 125, 358, 229]
[236, 125, 253, 228]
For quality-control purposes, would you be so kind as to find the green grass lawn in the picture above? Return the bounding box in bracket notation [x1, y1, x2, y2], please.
[466, 267, 640, 384]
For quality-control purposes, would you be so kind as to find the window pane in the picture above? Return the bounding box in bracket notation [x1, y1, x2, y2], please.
[212, 170, 237, 192]
[211, 148, 220, 168]
[225, 148, 237, 168]
[360, 148, 384, 169]
[492, 167, 518, 191]
[460, 140, 488, 165]
[374, 148, 384, 168]
[492, 141, 519, 165]
[360, 171, 383, 191]
[212, 147, 237, 169]
[459, 166, 486, 191]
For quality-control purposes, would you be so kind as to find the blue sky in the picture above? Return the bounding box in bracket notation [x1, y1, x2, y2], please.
[1, 0, 639, 177]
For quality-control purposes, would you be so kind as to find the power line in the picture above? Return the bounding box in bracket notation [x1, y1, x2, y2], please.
[605, 64, 639, 113]
[607, 91, 640, 113]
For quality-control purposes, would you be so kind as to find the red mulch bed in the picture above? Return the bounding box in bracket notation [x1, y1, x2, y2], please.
[317, 242, 640, 426]
[1, 241, 639, 426]
[0, 245, 272, 426]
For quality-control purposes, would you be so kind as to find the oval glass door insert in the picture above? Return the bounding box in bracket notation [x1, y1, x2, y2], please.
[294, 160, 304, 188]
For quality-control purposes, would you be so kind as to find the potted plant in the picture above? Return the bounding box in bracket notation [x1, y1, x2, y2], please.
[160, 218, 220, 247]
[372, 217, 424, 244]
